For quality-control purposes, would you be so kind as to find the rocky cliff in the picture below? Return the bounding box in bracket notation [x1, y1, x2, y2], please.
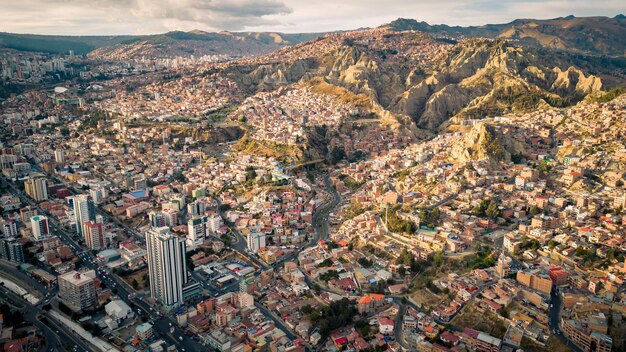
[224, 31, 606, 131]
[450, 122, 524, 163]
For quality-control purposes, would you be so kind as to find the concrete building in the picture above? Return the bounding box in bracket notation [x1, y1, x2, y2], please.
[24, 177, 48, 201]
[136, 322, 153, 340]
[68, 195, 95, 238]
[1, 219, 18, 237]
[516, 270, 552, 294]
[84, 221, 105, 250]
[247, 232, 266, 253]
[0, 237, 24, 263]
[89, 187, 107, 204]
[30, 215, 50, 240]
[148, 211, 166, 228]
[187, 216, 207, 247]
[58, 270, 97, 312]
[146, 227, 187, 307]
[562, 319, 612, 352]
[54, 149, 65, 163]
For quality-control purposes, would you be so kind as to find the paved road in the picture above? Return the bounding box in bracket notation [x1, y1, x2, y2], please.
[0, 278, 87, 352]
[549, 287, 583, 352]
[311, 173, 341, 243]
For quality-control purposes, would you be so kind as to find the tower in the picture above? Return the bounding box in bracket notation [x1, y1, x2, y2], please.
[146, 227, 187, 307]
[84, 221, 105, 250]
[24, 178, 48, 201]
[68, 195, 95, 238]
[30, 215, 50, 240]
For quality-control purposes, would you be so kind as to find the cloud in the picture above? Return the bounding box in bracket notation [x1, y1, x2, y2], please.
[0, 0, 623, 35]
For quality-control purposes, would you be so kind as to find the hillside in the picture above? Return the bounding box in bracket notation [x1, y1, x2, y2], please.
[0, 30, 323, 57]
[220, 28, 608, 131]
[384, 15, 626, 57]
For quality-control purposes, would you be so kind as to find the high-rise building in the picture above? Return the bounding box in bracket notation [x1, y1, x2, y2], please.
[54, 149, 65, 163]
[68, 195, 95, 237]
[0, 237, 24, 263]
[1, 219, 18, 237]
[206, 215, 223, 235]
[30, 215, 50, 240]
[163, 210, 178, 227]
[20, 206, 38, 224]
[24, 178, 48, 201]
[89, 187, 107, 204]
[187, 200, 206, 218]
[146, 227, 187, 307]
[58, 270, 97, 312]
[148, 211, 166, 228]
[84, 221, 105, 250]
[247, 232, 266, 253]
[187, 216, 207, 247]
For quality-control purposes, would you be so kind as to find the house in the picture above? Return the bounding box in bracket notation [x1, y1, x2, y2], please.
[357, 293, 386, 314]
[379, 317, 394, 334]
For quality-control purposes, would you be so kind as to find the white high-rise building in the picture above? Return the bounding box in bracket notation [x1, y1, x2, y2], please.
[247, 232, 266, 253]
[187, 216, 207, 247]
[24, 178, 48, 201]
[54, 149, 65, 163]
[68, 195, 95, 237]
[146, 227, 187, 307]
[162, 210, 178, 227]
[206, 215, 223, 235]
[30, 215, 50, 240]
[90, 187, 107, 204]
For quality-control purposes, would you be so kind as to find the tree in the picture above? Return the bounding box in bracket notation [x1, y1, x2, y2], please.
[357, 257, 373, 268]
[330, 147, 346, 164]
[485, 202, 501, 219]
[498, 306, 510, 318]
[132, 279, 139, 289]
[529, 205, 541, 216]
[548, 240, 557, 249]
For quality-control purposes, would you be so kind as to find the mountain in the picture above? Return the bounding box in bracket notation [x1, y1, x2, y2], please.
[0, 30, 324, 57]
[384, 15, 626, 57]
[0, 32, 142, 55]
[221, 28, 608, 131]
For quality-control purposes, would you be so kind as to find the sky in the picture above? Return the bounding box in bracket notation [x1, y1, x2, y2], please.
[0, 0, 623, 35]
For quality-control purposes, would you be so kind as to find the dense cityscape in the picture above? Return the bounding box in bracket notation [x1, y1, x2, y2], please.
[0, 3, 625, 352]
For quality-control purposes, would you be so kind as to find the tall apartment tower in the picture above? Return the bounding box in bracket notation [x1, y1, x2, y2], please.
[84, 221, 105, 250]
[146, 227, 187, 307]
[187, 216, 207, 247]
[24, 178, 48, 201]
[54, 149, 65, 163]
[68, 195, 95, 237]
[30, 215, 50, 240]
[58, 270, 97, 312]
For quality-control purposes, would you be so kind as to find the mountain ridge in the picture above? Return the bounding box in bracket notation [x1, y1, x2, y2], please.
[383, 15, 626, 56]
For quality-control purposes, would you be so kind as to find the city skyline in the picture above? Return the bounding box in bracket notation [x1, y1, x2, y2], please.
[0, 0, 624, 35]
